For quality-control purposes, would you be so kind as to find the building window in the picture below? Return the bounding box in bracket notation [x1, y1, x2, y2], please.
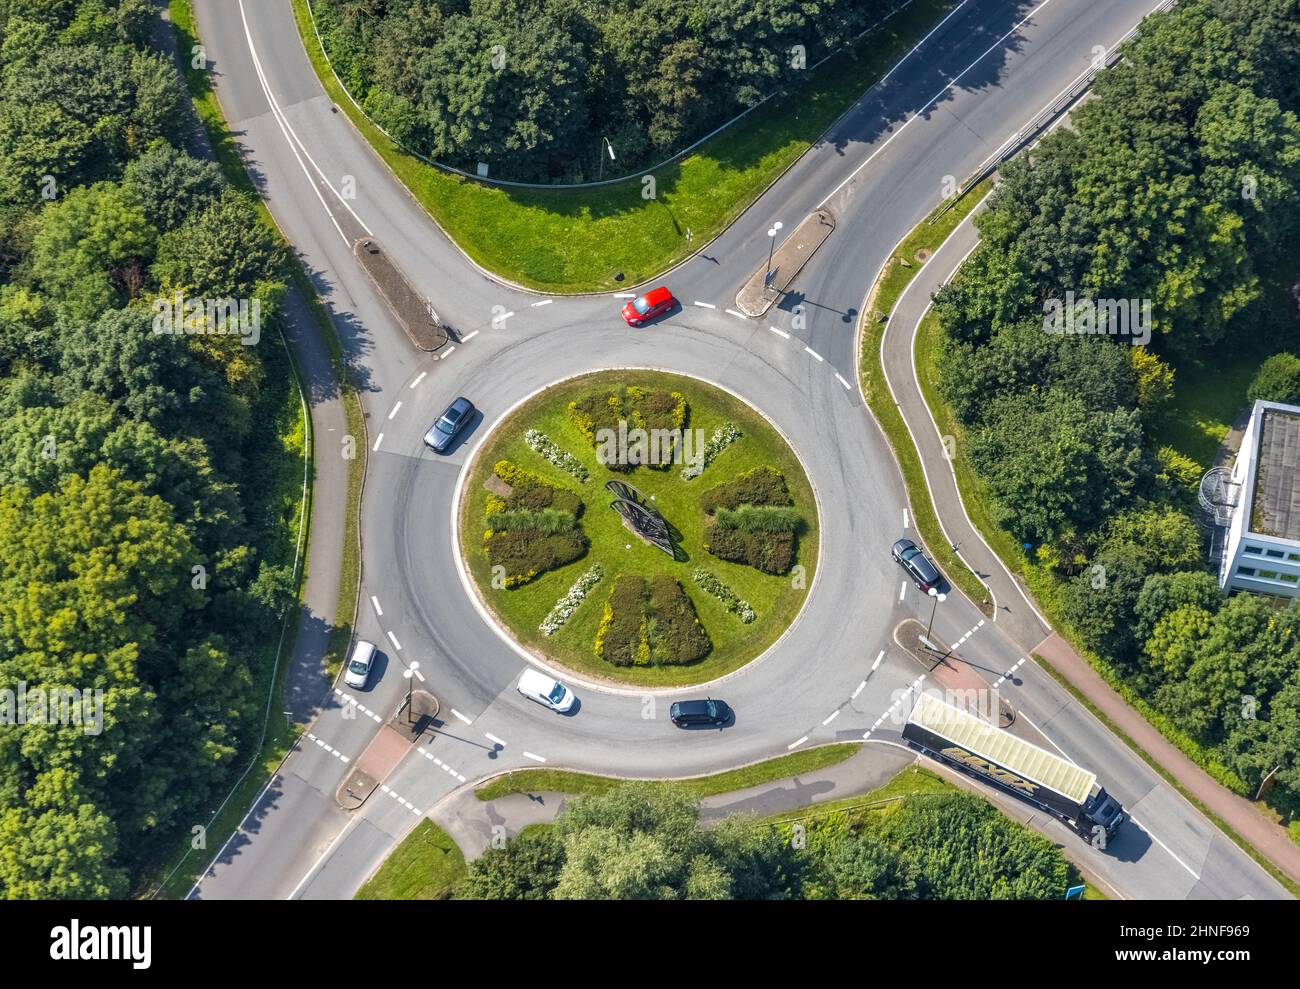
[1245, 545, 1264, 555]
[1237, 566, 1257, 576]
[1266, 549, 1285, 558]
[1282, 574, 1300, 584]
[1288, 553, 1300, 562]
[1258, 570, 1280, 580]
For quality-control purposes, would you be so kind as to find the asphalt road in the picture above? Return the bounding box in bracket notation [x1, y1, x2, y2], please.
[185, 0, 1288, 900]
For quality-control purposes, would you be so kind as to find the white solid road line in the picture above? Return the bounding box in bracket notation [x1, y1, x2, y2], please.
[370, 595, 383, 617]
[522, 751, 547, 763]
[409, 371, 426, 389]
[462, 330, 480, 342]
[387, 402, 401, 419]
[768, 326, 791, 339]
[818, 0, 1063, 209]
[1130, 815, 1202, 881]
[531, 299, 553, 307]
[450, 708, 472, 725]
[693, 301, 717, 309]
[372, 433, 384, 451]
[804, 346, 823, 362]
[386, 630, 401, 651]
[881, 0, 970, 82]
[485, 732, 507, 747]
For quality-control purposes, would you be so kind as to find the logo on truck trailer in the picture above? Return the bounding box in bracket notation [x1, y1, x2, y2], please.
[939, 746, 1039, 798]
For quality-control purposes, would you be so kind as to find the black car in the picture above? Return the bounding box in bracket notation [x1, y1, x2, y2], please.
[670, 698, 729, 728]
[891, 537, 942, 592]
[423, 396, 475, 453]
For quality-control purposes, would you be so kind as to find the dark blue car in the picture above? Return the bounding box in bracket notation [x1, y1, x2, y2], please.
[423, 396, 475, 453]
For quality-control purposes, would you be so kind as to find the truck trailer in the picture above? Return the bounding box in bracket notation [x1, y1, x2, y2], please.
[902, 692, 1127, 842]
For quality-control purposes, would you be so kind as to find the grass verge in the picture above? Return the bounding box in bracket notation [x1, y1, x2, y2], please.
[291, 0, 957, 292]
[459, 370, 818, 687]
[152, 0, 366, 898]
[857, 182, 994, 615]
[355, 821, 467, 900]
[474, 743, 860, 801]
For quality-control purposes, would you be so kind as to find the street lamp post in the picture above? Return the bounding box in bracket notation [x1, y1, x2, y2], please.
[598, 137, 616, 180]
[402, 661, 420, 722]
[764, 221, 784, 287]
[924, 587, 947, 649]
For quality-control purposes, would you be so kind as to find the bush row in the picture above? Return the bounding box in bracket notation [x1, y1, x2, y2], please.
[692, 568, 755, 623]
[700, 465, 791, 513]
[702, 467, 802, 574]
[568, 386, 688, 472]
[705, 528, 796, 576]
[594, 575, 711, 666]
[524, 428, 589, 482]
[682, 422, 741, 481]
[713, 505, 805, 534]
[485, 529, 588, 589]
[490, 460, 582, 515]
[485, 509, 577, 535]
[539, 564, 604, 637]
[485, 460, 586, 585]
[595, 575, 649, 665]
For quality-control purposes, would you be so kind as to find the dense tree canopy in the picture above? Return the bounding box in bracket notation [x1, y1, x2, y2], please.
[0, 0, 296, 896]
[312, 0, 899, 181]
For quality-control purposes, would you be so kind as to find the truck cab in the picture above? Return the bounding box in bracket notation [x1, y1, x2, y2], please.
[1082, 787, 1127, 838]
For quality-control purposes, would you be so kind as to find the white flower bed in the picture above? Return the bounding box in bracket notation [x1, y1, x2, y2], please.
[692, 567, 755, 623]
[539, 564, 604, 635]
[682, 422, 741, 480]
[525, 429, 589, 482]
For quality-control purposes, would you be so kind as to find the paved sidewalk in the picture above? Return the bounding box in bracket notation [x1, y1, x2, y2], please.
[880, 205, 1300, 888]
[433, 745, 916, 859]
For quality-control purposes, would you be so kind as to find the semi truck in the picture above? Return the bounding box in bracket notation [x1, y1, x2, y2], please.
[902, 692, 1127, 842]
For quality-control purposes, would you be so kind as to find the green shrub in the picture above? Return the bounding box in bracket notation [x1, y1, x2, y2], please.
[595, 575, 649, 665]
[484, 529, 587, 587]
[1247, 352, 1300, 404]
[714, 505, 804, 534]
[646, 576, 712, 664]
[567, 386, 688, 471]
[485, 509, 577, 535]
[701, 466, 792, 513]
[705, 526, 796, 575]
[492, 459, 582, 514]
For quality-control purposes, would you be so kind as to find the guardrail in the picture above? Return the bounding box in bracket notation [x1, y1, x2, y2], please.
[936, 0, 1179, 219]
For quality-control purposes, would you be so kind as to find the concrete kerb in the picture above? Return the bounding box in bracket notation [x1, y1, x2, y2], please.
[447, 366, 825, 697]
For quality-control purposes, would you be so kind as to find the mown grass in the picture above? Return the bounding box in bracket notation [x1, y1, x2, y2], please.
[291, 0, 957, 292]
[354, 820, 467, 900]
[459, 371, 819, 687]
[857, 183, 995, 615]
[474, 743, 861, 801]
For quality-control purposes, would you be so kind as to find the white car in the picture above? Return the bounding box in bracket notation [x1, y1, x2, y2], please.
[344, 640, 377, 689]
[517, 668, 576, 713]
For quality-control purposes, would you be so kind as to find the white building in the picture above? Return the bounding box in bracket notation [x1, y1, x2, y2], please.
[1201, 399, 1300, 597]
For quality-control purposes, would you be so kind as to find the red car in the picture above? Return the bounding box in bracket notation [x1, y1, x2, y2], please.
[621, 286, 676, 326]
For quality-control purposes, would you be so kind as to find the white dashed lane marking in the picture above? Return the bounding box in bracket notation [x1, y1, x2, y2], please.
[380, 783, 424, 816]
[871, 650, 885, 671]
[531, 299, 553, 307]
[485, 732, 507, 747]
[334, 690, 384, 724]
[450, 708, 473, 726]
[417, 746, 468, 783]
[725, 308, 747, 319]
[372, 433, 384, 451]
[994, 657, 1026, 688]
[952, 618, 986, 650]
[899, 582, 907, 601]
[822, 710, 840, 726]
[440, 345, 456, 359]
[386, 630, 402, 651]
[863, 674, 925, 740]
[462, 330, 480, 342]
[387, 402, 401, 420]
[522, 751, 547, 763]
[787, 735, 808, 750]
[903, 508, 909, 529]
[306, 732, 352, 764]
[409, 372, 426, 389]
[693, 301, 716, 309]
[613, 292, 635, 298]
[851, 679, 867, 700]
[804, 346, 824, 362]
[769, 326, 791, 339]
[835, 372, 852, 390]
[370, 595, 383, 617]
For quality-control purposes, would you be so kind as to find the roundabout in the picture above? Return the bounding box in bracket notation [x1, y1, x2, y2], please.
[454, 369, 821, 688]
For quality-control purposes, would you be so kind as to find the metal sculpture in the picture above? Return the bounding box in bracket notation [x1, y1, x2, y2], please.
[606, 480, 674, 556]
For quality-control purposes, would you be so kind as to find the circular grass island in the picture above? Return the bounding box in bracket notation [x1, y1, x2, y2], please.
[457, 370, 820, 688]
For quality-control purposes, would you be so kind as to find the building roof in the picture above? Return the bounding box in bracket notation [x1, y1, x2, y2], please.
[1252, 407, 1300, 541]
[906, 692, 1096, 803]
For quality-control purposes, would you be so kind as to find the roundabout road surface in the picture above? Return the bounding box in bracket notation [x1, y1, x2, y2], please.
[186, 0, 1288, 900]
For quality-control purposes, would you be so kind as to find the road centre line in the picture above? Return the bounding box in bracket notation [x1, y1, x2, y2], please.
[387, 402, 401, 419]
[409, 372, 426, 389]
